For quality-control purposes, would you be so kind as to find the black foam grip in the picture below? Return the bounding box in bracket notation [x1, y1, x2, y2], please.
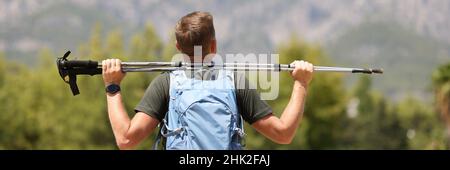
[71, 68, 102, 75]
[64, 60, 98, 68]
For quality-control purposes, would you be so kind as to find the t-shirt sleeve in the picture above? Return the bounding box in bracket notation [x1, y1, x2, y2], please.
[235, 73, 273, 124]
[134, 73, 170, 122]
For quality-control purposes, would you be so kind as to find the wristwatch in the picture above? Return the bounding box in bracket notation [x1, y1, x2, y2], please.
[106, 84, 121, 94]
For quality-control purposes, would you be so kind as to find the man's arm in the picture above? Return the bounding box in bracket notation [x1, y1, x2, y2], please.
[103, 59, 160, 150]
[252, 60, 313, 144]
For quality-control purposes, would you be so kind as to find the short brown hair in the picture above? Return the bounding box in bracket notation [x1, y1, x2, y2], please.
[175, 11, 215, 57]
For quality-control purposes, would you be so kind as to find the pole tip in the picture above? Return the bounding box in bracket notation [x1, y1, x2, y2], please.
[371, 68, 383, 74]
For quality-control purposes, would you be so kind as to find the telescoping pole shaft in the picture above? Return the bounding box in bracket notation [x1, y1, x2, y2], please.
[96, 62, 383, 74]
[121, 66, 383, 74]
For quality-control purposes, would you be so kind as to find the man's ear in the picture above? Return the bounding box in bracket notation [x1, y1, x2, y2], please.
[210, 39, 217, 54]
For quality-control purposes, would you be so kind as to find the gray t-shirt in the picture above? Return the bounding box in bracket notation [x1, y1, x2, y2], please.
[134, 71, 272, 124]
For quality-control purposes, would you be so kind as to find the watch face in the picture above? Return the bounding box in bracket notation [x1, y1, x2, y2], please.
[107, 84, 120, 94]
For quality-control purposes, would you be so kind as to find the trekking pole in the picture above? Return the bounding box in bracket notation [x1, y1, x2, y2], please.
[119, 64, 383, 74]
[57, 51, 383, 95]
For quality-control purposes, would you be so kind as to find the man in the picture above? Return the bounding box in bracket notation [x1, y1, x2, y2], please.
[102, 11, 313, 150]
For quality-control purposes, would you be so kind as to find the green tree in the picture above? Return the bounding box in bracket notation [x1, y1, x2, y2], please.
[106, 29, 125, 59]
[162, 35, 178, 61]
[244, 37, 347, 149]
[338, 75, 408, 149]
[396, 97, 447, 149]
[0, 52, 5, 88]
[0, 59, 33, 149]
[432, 62, 450, 148]
[129, 23, 163, 61]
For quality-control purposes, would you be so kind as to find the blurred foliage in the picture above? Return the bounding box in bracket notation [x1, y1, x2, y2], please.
[432, 62, 450, 148]
[326, 21, 450, 99]
[0, 23, 448, 149]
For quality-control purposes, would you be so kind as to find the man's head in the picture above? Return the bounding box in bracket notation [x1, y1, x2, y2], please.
[175, 11, 216, 59]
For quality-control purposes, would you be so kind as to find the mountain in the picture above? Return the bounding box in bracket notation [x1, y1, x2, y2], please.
[326, 20, 450, 100]
[0, 0, 449, 99]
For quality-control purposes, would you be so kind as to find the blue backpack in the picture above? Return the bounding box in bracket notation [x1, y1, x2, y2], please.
[152, 70, 245, 150]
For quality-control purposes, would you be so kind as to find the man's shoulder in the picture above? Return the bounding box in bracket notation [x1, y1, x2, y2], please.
[154, 72, 170, 83]
[233, 71, 254, 90]
[159, 72, 170, 78]
[146, 72, 170, 93]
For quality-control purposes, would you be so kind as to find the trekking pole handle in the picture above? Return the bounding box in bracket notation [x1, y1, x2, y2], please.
[60, 59, 99, 69]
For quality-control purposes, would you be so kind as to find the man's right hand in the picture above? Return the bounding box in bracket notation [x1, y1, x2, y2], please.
[102, 59, 126, 87]
[290, 60, 314, 87]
